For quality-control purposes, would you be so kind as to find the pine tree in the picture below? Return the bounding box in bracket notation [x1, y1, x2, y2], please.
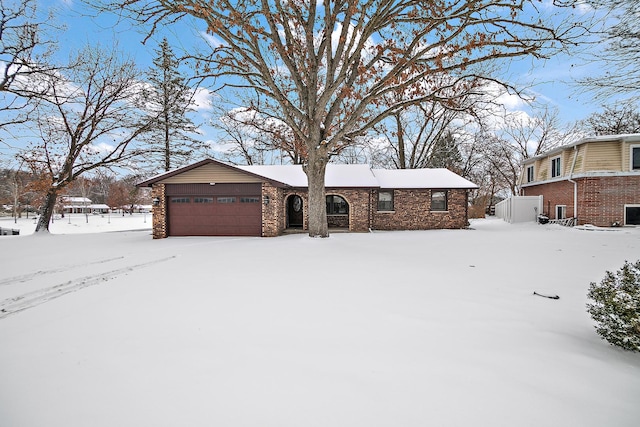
[587, 260, 640, 352]
[426, 131, 462, 172]
[144, 38, 204, 172]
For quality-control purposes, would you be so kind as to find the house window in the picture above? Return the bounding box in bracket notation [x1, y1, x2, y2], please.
[194, 197, 213, 203]
[551, 156, 561, 178]
[631, 146, 640, 170]
[526, 165, 535, 183]
[556, 205, 567, 220]
[217, 197, 236, 203]
[377, 190, 394, 211]
[171, 197, 190, 203]
[326, 195, 348, 214]
[240, 197, 260, 203]
[625, 205, 640, 225]
[431, 191, 448, 211]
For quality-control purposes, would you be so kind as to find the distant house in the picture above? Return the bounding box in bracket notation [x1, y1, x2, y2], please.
[137, 159, 478, 238]
[519, 134, 640, 226]
[60, 197, 110, 214]
[60, 196, 92, 214]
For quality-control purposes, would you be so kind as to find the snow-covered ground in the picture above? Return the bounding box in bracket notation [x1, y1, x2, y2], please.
[0, 211, 152, 236]
[0, 217, 638, 427]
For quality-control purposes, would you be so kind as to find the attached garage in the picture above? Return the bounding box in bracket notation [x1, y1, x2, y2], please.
[137, 160, 285, 238]
[166, 183, 262, 236]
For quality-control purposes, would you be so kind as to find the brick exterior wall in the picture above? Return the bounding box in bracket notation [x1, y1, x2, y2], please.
[152, 183, 471, 238]
[151, 183, 167, 239]
[327, 188, 371, 232]
[371, 189, 469, 230]
[522, 180, 575, 220]
[261, 183, 283, 237]
[281, 188, 372, 232]
[523, 175, 640, 226]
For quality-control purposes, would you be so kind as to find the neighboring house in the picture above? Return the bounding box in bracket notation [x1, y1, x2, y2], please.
[137, 158, 478, 238]
[519, 134, 640, 226]
[60, 196, 92, 214]
[60, 197, 110, 214]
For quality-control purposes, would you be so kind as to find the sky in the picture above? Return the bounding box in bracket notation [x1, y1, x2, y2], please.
[0, 0, 628, 168]
[47, 1, 616, 118]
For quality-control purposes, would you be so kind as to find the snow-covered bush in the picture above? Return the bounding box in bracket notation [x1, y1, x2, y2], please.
[586, 260, 640, 352]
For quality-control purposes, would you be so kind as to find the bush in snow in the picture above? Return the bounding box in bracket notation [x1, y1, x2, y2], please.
[586, 260, 640, 352]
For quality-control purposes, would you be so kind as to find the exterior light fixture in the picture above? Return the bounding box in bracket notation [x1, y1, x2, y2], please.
[152, 197, 161, 207]
[263, 195, 270, 205]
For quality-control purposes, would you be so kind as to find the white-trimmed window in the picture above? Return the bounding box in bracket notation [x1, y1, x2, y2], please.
[377, 190, 394, 211]
[526, 165, 535, 183]
[556, 205, 567, 220]
[551, 156, 561, 178]
[631, 145, 640, 171]
[625, 205, 640, 225]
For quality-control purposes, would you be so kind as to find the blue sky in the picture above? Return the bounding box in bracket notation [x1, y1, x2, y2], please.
[3, 0, 625, 165]
[48, 1, 615, 119]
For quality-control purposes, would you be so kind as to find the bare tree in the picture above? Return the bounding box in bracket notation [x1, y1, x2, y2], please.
[210, 104, 307, 165]
[0, 0, 60, 133]
[0, 161, 31, 222]
[102, 0, 586, 236]
[373, 100, 474, 170]
[480, 107, 577, 195]
[18, 46, 155, 233]
[107, 175, 144, 214]
[578, 0, 640, 100]
[580, 100, 640, 135]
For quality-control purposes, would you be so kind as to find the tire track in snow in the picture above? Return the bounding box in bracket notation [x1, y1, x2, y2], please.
[0, 256, 126, 286]
[0, 256, 176, 319]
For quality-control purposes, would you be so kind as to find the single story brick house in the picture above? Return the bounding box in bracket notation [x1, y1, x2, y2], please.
[519, 133, 640, 226]
[137, 159, 478, 238]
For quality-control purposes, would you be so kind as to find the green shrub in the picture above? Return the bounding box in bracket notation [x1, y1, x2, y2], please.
[587, 260, 640, 352]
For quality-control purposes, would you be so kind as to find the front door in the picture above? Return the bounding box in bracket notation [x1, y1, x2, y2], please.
[287, 195, 303, 228]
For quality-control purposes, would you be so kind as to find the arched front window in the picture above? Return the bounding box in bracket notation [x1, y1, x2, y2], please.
[326, 195, 348, 214]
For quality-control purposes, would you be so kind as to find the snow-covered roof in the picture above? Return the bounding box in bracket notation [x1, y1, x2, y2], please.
[238, 164, 379, 187]
[61, 196, 92, 204]
[137, 158, 478, 189]
[372, 168, 479, 189]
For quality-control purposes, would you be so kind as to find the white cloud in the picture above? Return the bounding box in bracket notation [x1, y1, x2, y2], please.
[191, 87, 215, 111]
[200, 31, 225, 48]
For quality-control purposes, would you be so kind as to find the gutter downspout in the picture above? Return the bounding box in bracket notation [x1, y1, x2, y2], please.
[568, 146, 579, 220]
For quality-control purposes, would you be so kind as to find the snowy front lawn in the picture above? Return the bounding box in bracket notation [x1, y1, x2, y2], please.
[0, 218, 638, 427]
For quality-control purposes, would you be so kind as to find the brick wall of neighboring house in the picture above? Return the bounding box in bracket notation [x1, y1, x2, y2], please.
[522, 180, 575, 220]
[523, 175, 640, 226]
[151, 183, 167, 239]
[371, 189, 469, 230]
[578, 175, 640, 226]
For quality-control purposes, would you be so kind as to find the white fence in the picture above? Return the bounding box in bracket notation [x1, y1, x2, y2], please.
[495, 195, 543, 223]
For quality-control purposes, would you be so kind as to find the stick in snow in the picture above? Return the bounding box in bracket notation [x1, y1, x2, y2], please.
[533, 291, 560, 300]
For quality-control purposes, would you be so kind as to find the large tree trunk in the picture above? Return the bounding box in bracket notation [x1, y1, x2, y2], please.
[304, 150, 329, 238]
[35, 189, 58, 233]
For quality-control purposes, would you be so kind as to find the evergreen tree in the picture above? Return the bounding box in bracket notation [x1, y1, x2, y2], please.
[426, 131, 462, 172]
[587, 260, 640, 352]
[144, 38, 204, 172]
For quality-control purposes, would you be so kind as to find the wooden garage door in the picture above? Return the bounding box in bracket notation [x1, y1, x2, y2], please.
[166, 184, 262, 236]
